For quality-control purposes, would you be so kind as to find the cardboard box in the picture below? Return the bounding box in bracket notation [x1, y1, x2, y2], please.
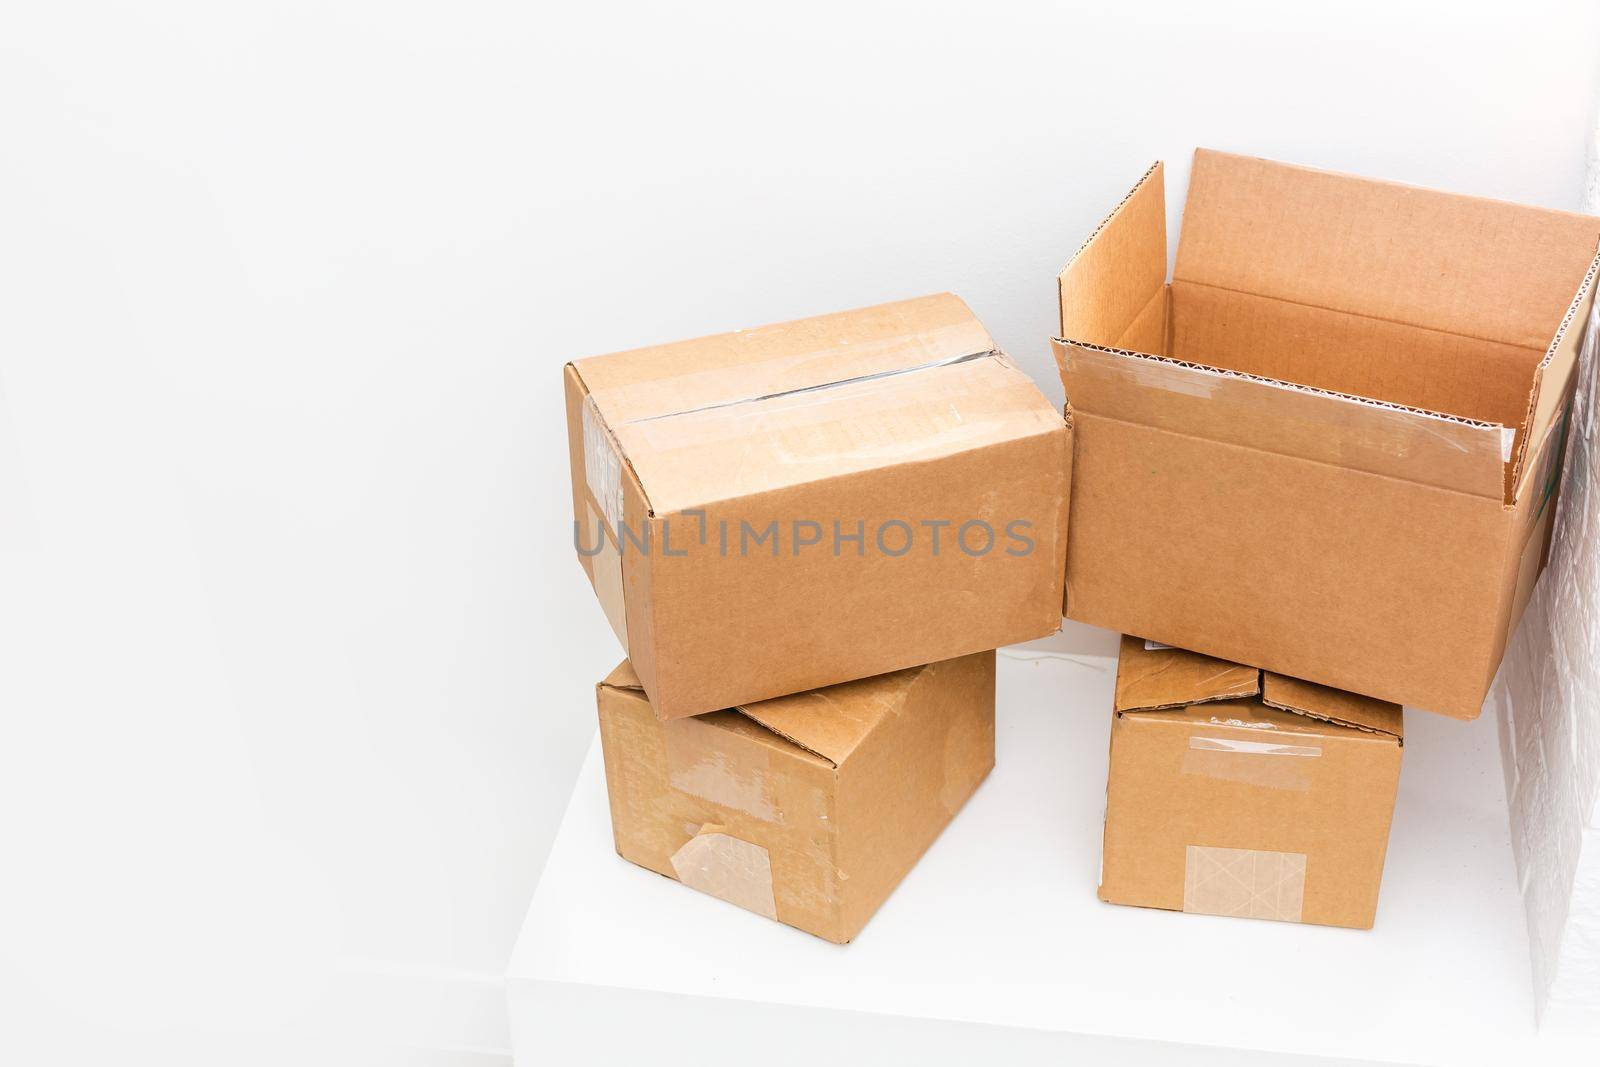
[1100, 636, 1403, 929]
[1054, 149, 1600, 718]
[596, 650, 995, 943]
[568, 293, 1069, 720]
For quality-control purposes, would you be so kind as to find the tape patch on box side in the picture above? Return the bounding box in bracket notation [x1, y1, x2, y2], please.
[583, 501, 628, 647]
[582, 395, 625, 531]
[1183, 845, 1306, 923]
[1182, 735, 1320, 791]
[663, 717, 780, 823]
[670, 826, 778, 921]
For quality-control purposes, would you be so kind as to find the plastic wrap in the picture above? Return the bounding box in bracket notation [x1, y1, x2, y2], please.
[1487, 294, 1600, 1021]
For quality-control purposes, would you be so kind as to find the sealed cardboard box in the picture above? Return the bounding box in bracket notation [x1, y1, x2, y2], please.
[596, 650, 995, 943]
[1100, 636, 1403, 929]
[1054, 149, 1600, 718]
[568, 293, 1069, 720]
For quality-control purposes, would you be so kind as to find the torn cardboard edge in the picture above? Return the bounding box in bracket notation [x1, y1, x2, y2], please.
[1115, 636, 1402, 740]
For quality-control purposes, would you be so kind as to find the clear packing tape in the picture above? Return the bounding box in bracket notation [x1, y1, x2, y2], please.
[578, 344, 1058, 521]
[1183, 845, 1307, 923]
[1487, 296, 1600, 1020]
[1183, 734, 1320, 792]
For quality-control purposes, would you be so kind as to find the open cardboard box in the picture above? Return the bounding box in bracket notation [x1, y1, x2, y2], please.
[1054, 150, 1600, 718]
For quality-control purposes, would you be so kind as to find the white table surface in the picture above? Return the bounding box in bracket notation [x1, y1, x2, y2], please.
[507, 625, 1598, 1065]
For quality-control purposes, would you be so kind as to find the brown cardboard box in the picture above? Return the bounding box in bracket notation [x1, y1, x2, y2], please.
[568, 293, 1070, 720]
[596, 650, 995, 943]
[1054, 149, 1600, 719]
[1100, 636, 1403, 929]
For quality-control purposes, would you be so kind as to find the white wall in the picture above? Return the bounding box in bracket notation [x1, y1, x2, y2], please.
[2, 2, 1597, 1064]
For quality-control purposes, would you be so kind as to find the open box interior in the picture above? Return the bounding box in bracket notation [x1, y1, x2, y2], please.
[1063, 151, 1600, 502]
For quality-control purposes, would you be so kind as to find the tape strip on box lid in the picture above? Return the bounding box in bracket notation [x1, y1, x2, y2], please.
[579, 347, 1028, 520]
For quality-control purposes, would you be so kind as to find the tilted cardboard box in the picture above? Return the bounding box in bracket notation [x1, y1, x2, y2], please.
[568, 293, 1069, 720]
[596, 650, 995, 943]
[1100, 636, 1403, 929]
[1054, 149, 1600, 718]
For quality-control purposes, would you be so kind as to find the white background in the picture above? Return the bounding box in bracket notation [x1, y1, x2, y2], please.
[2, 2, 1597, 1064]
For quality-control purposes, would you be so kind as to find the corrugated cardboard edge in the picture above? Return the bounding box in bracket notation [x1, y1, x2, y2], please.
[1261, 672, 1403, 740]
[1051, 336, 1508, 501]
[1512, 247, 1600, 501]
[1060, 161, 1162, 279]
[1058, 160, 1165, 342]
[1055, 337, 1507, 438]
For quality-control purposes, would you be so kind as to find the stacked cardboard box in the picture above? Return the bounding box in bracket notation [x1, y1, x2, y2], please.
[1101, 637, 1402, 929]
[566, 148, 1600, 942]
[1061, 151, 1600, 929]
[566, 294, 1070, 939]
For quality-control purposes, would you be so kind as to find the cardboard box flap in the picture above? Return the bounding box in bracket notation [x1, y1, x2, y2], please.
[1515, 250, 1600, 495]
[1054, 340, 1510, 499]
[1059, 161, 1167, 352]
[1114, 635, 1260, 713]
[1175, 149, 1600, 352]
[600, 659, 645, 692]
[732, 665, 921, 767]
[572, 294, 1063, 517]
[1125, 697, 1370, 739]
[1262, 672, 1403, 739]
